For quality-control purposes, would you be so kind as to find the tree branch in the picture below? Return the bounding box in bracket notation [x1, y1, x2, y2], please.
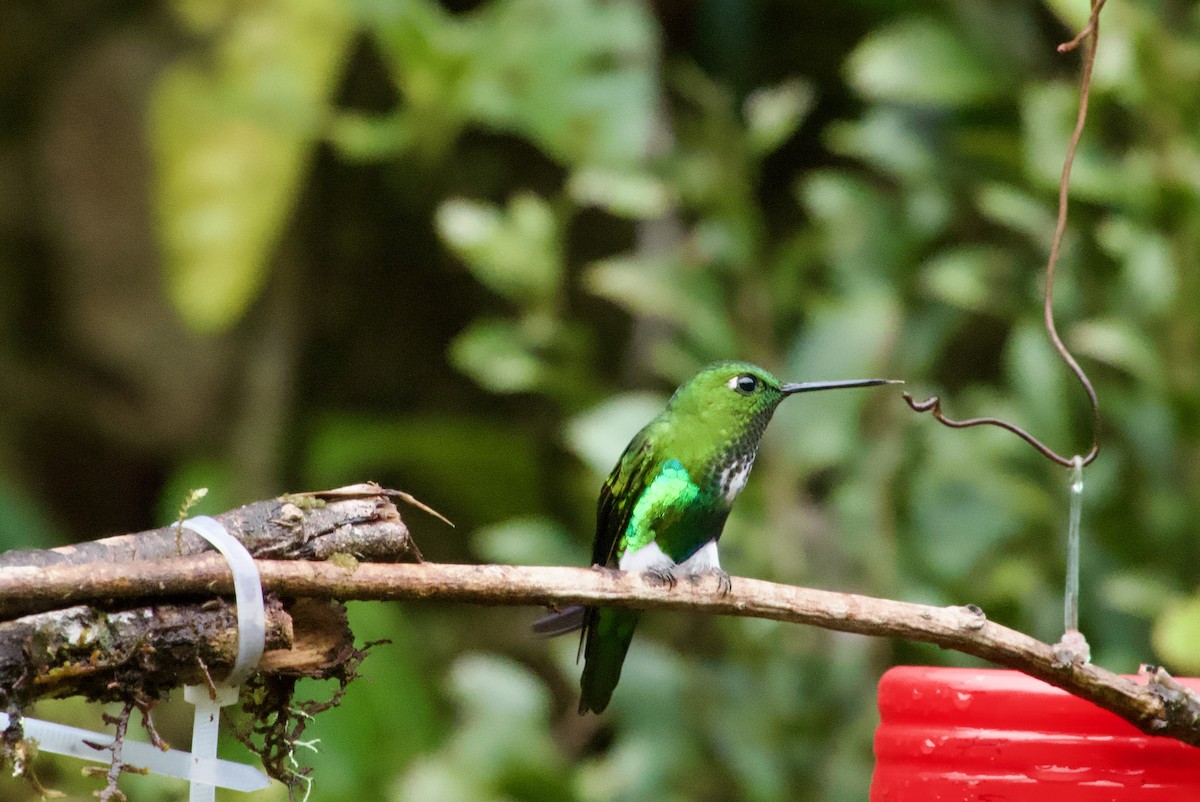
[2, 554, 1198, 747]
[0, 484, 412, 713]
[0, 482, 423, 620]
[0, 597, 355, 704]
[0, 483, 422, 573]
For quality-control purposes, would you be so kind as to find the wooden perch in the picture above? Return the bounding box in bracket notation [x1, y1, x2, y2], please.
[0, 485, 1197, 752]
[2, 598, 289, 700]
[2, 548, 1200, 748]
[0, 483, 422, 620]
[0, 483, 422, 572]
[0, 484, 420, 709]
[0, 597, 356, 705]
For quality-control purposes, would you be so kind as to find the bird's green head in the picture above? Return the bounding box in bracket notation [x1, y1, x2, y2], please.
[666, 361, 788, 422]
[666, 361, 898, 434]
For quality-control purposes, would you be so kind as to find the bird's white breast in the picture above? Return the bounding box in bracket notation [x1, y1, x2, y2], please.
[718, 458, 754, 503]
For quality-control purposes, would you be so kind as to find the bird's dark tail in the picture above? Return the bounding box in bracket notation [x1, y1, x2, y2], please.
[531, 605, 586, 638]
[578, 606, 640, 714]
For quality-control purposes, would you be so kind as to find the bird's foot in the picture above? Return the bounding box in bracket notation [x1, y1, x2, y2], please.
[642, 566, 677, 589]
[714, 569, 732, 596]
[687, 569, 732, 596]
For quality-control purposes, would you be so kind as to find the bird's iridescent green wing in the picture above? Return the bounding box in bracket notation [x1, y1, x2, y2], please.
[591, 420, 662, 568]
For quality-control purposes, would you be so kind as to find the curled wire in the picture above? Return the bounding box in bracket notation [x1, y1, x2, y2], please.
[905, 0, 1106, 469]
[902, 393, 1096, 468]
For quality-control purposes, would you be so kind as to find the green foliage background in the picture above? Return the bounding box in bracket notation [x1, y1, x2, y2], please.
[3, 0, 1200, 799]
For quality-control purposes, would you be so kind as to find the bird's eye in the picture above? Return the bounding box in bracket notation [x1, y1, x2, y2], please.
[734, 374, 758, 395]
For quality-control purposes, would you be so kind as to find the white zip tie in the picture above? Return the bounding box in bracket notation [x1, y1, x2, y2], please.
[7, 515, 270, 796]
[180, 515, 265, 686]
[179, 515, 269, 802]
[0, 711, 269, 793]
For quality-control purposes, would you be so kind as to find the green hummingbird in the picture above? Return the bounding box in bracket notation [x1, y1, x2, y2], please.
[537, 361, 898, 714]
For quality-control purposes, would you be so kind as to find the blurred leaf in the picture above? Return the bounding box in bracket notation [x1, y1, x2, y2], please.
[1042, 0, 1090, 30]
[395, 654, 575, 802]
[1096, 217, 1177, 320]
[974, 182, 1057, 244]
[151, 0, 353, 331]
[1116, 393, 1177, 481]
[306, 413, 544, 523]
[1103, 570, 1179, 619]
[472, 515, 582, 565]
[908, 467, 1031, 580]
[1005, 320, 1070, 443]
[465, 0, 655, 166]
[436, 193, 562, 305]
[902, 185, 955, 239]
[0, 479, 57, 551]
[356, 0, 474, 162]
[156, 459, 236, 526]
[693, 216, 758, 271]
[452, 653, 548, 720]
[1154, 592, 1200, 674]
[985, 556, 1042, 602]
[775, 290, 900, 469]
[583, 258, 677, 320]
[1020, 82, 1138, 204]
[328, 111, 413, 161]
[564, 392, 665, 475]
[846, 18, 1010, 107]
[1069, 318, 1163, 388]
[367, 0, 656, 167]
[567, 168, 674, 219]
[306, 604, 438, 799]
[798, 170, 905, 286]
[744, 79, 814, 156]
[396, 762, 488, 802]
[826, 109, 937, 182]
[449, 318, 547, 394]
[583, 257, 737, 354]
[578, 642, 692, 801]
[920, 246, 1014, 313]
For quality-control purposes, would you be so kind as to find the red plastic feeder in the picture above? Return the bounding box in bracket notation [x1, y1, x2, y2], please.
[873, 667, 1200, 800]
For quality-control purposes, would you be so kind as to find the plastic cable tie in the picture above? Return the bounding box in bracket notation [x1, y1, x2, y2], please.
[179, 515, 268, 800]
[181, 515, 265, 685]
[0, 711, 269, 793]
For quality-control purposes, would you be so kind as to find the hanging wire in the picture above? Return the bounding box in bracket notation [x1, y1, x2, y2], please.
[904, 0, 1107, 469]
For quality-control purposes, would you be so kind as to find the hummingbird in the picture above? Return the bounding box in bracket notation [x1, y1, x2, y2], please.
[536, 361, 899, 714]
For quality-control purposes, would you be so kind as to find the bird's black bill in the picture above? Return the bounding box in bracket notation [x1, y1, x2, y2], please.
[781, 378, 903, 395]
